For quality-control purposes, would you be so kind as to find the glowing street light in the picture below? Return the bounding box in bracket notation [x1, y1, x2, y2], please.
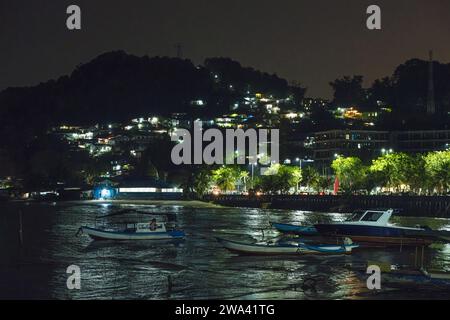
[381, 148, 394, 155]
[250, 162, 258, 182]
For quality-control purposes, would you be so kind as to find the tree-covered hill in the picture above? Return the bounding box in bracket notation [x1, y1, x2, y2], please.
[0, 51, 301, 129]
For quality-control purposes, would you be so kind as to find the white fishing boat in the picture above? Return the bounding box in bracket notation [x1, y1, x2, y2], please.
[79, 222, 185, 240]
[216, 237, 358, 255]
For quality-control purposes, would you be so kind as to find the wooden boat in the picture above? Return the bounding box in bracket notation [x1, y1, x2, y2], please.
[216, 237, 358, 255]
[314, 209, 435, 246]
[80, 222, 185, 240]
[271, 222, 318, 236]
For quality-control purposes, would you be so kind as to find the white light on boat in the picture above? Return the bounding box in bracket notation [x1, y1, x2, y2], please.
[100, 189, 111, 198]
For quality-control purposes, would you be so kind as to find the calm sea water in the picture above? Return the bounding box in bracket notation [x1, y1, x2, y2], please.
[1, 201, 450, 300]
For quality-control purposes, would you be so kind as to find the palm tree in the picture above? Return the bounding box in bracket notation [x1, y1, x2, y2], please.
[192, 168, 212, 197]
[301, 166, 320, 191]
[212, 166, 245, 193]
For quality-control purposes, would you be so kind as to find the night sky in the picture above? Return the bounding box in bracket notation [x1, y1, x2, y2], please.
[1, 0, 450, 97]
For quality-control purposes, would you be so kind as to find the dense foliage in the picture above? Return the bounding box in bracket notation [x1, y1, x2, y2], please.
[331, 151, 450, 195]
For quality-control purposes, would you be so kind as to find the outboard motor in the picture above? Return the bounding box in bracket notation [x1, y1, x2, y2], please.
[343, 237, 353, 245]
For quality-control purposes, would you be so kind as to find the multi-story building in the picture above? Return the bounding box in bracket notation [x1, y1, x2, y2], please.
[393, 130, 450, 153]
[312, 129, 450, 165]
[313, 130, 391, 164]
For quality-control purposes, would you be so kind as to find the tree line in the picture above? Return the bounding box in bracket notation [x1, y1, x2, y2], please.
[187, 150, 450, 197]
[189, 163, 330, 197]
[331, 151, 450, 195]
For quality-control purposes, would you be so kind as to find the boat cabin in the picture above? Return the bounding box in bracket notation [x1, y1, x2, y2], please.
[344, 209, 393, 226]
[125, 222, 167, 233]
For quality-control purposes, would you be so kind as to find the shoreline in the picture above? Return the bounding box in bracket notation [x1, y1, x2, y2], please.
[204, 194, 450, 218]
[5, 196, 450, 218]
[62, 199, 225, 208]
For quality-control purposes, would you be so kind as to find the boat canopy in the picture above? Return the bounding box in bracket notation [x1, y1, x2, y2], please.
[134, 222, 166, 232]
[344, 209, 393, 226]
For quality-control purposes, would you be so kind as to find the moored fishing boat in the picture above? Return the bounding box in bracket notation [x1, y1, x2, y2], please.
[216, 237, 358, 255]
[314, 209, 435, 246]
[79, 222, 185, 240]
[271, 222, 318, 236]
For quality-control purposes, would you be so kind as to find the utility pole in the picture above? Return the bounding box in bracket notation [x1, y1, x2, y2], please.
[175, 43, 183, 59]
[426, 50, 436, 115]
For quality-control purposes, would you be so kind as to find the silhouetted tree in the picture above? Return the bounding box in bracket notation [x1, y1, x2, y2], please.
[329, 76, 365, 108]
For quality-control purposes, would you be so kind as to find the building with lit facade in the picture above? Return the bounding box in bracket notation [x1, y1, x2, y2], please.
[312, 129, 450, 165]
[313, 130, 391, 164]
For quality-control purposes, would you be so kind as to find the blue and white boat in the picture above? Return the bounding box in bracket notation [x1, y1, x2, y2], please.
[216, 237, 358, 255]
[271, 222, 318, 236]
[314, 209, 434, 246]
[80, 222, 185, 240]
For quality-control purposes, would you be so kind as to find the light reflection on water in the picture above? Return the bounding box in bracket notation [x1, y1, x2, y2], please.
[1, 201, 450, 299]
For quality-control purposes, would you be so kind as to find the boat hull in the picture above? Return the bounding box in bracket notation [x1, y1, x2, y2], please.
[271, 222, 318, 236]
[81, 226, 185, 240]
[216, 237, 358, 255]
[314, 224, 433, 246]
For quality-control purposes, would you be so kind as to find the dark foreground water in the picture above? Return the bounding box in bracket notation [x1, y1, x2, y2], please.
[1, 201, 450, 300]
